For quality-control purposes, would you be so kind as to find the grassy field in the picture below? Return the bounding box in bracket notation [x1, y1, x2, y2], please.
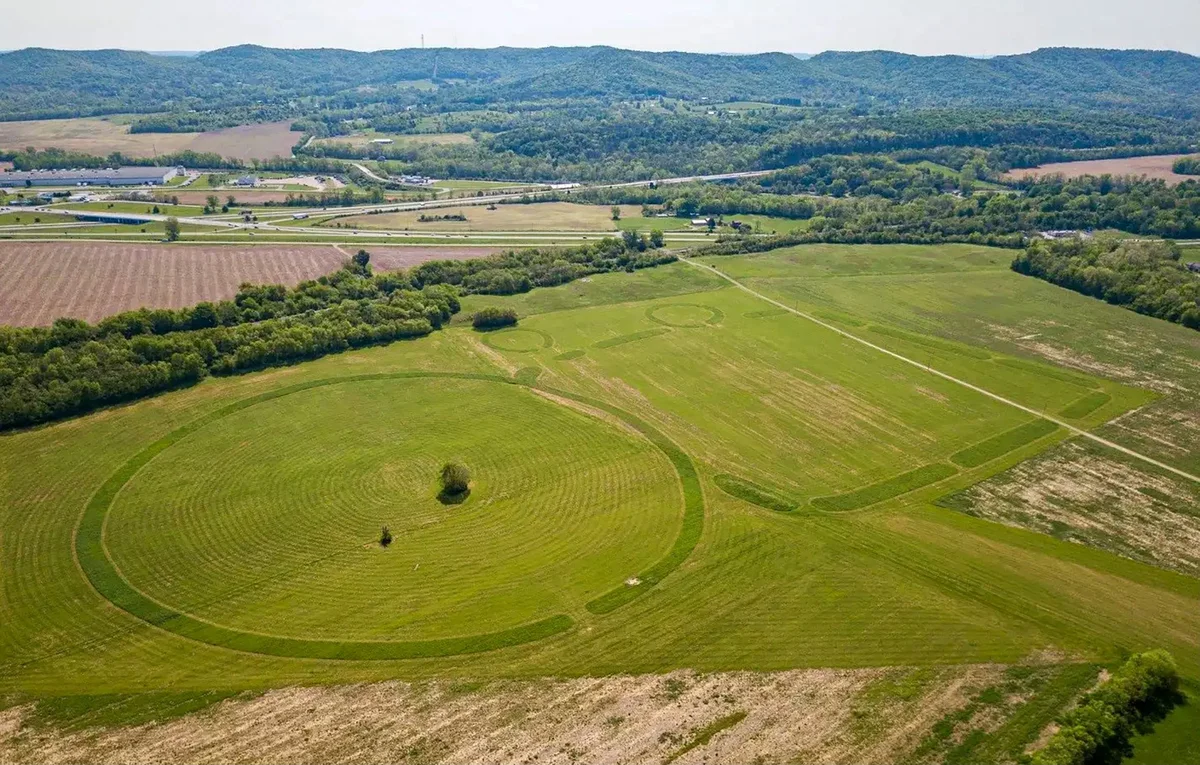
[53, 201, 208, 217]
[1, 247, 1197, 761]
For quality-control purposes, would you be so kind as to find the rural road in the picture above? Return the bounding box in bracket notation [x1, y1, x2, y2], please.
[686, 258, 1200, 486]
[350, 163, 389, 183]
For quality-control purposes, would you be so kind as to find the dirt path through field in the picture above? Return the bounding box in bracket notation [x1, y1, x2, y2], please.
[687, 259, 1200, 485]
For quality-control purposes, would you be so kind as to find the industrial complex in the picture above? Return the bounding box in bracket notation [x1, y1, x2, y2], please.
[0, 166, 179, 188]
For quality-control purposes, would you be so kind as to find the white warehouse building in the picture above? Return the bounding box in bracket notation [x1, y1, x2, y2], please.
[0, 166, 179, 188]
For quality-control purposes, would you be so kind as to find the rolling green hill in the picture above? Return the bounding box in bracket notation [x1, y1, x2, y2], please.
[2, 46, 1199, 120]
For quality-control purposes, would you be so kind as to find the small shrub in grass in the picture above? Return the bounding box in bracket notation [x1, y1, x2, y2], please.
[379, 526, 392, 547]
[1027, 650, 1181, 765]
[472, 307, 518, 330]
[439, 462, 471, 503]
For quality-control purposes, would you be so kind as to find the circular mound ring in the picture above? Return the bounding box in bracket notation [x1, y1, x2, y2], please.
[76, 372, 703, 661]
[645, 303, 725, 328]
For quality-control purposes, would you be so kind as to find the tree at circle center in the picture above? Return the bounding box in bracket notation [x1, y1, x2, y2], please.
[439, 462, 471, 504]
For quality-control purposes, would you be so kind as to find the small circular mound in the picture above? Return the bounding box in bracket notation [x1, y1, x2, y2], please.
[482, 328, 553, 353]
[102, 377, 682, 649]
[646, 303, 725, 328]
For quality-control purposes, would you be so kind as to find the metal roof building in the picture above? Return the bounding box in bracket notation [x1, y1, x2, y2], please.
[0, 167, 178, 188]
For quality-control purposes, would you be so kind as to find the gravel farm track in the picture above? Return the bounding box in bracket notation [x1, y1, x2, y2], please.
[0, 243, 500, 325]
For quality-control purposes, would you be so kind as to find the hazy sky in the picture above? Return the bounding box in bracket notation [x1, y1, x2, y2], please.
[5, 0, 1200, 56]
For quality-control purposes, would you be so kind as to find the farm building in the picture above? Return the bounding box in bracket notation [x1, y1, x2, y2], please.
[233, 176, 258, 187]
[0, 167, 178, 188]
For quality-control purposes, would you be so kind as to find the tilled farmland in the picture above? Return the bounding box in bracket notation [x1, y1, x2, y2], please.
[0, 243, 499, 325]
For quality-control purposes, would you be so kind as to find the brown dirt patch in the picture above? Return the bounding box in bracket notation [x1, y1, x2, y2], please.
[0, 666, 1042, 765]
[170, 191, 311, 205]
[946, 440, 1200, 577]
[0, 243, 498, 325]
[1003, 154, 1195, 185]
[331, 202, 643, 232]
[184, 122, 298, 161]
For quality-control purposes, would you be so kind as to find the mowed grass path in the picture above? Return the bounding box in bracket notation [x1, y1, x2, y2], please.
[1, 260, 1197, 707]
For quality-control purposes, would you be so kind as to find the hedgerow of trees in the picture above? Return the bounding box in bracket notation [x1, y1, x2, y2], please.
[1174, 156, 1200, 175]
[1030, 650, 1180, 765]
[0, 239, 675, 431]
[567, 169, 1200, 240]
[1011, 237, 1200, 329]
[471, 307, 518, 329]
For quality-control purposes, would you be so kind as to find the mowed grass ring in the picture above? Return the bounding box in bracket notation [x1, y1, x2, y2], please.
[77, 372, 704, 660]
[646, 303, 725, 328]
[480, 328, 554, 353]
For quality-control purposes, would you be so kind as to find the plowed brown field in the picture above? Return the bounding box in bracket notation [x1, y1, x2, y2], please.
[0, 243, 499, 325]
[1003, 154, 1194, 184]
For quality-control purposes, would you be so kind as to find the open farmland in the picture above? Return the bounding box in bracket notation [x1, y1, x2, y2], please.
[0, 243, 499, 325]
[0, 118, 297, 161]
[0, 663, 1102, 765]
[1002, 153, 1197, 184]
[328, 202, 648, 231]
[1, 247, 1197, 763]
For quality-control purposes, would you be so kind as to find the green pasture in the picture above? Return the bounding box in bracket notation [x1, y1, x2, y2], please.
[54, 201, 208, 217]
[1, 248, 1197, 761]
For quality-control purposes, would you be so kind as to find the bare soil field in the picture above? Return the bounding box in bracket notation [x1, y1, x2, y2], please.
[1003, 154, 1195, 184]
[942, 439, 1200, 577]
[0, 243, 499, 325]
[170, 191, 310, 205]
[0, 119, 297, 161]
[0, 664, 1089, 765]
[332, 202, 645, 231]
[185, 122, 299, 161]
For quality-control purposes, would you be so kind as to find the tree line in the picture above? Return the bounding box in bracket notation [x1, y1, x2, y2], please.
[0, 238, 676, 430]
[1011, 237, 1200, 330]
[1030, 650, 1180, 765]
[565, 169, 1200, 240]
[1174, 156, 1200, 175]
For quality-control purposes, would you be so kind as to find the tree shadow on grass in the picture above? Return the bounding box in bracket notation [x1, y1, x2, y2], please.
[437, 488, 471, 506]
[1090, 686, 1188, 765]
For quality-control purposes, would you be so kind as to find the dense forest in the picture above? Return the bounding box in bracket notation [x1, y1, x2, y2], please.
[0, 239, 674, 430]
[305, 106, 1198, 183]
[1175, 156, 1200, 175]
[2, 46, 1200, 121]
[1011, 237, 1200, 329]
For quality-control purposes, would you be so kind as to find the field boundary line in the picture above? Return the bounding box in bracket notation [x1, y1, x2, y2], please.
[685, 258, 1200, 485]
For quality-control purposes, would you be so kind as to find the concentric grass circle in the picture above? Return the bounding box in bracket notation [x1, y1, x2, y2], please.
[77, 373, 704, 660]
[646, 303, 725, 328]
[480, 328, 554, 353]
